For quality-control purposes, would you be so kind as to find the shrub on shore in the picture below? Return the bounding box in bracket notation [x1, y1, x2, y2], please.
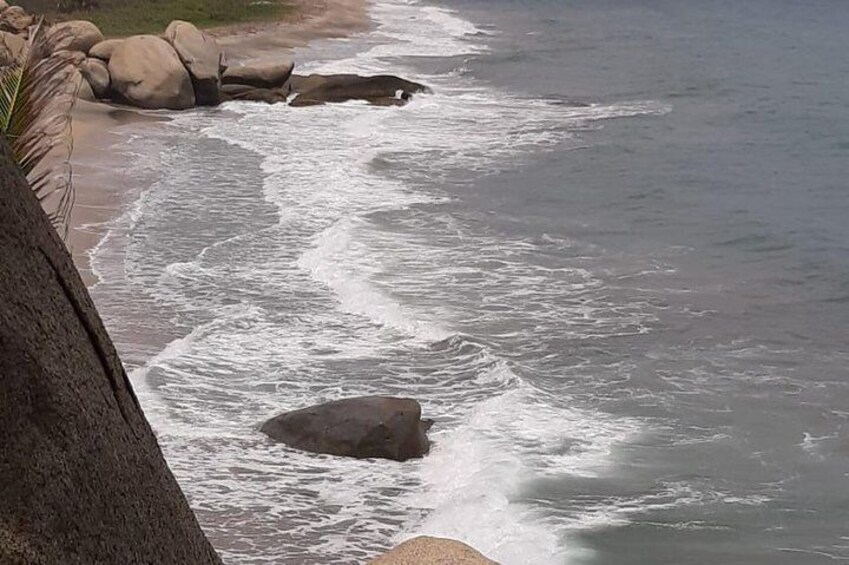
[15, 0, 294, 37]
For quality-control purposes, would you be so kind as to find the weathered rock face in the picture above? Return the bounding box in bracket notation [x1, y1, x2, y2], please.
[261, 397, 433, 461]
[82, 57, 110, 99]
[0, 6, 32, 35]
[0, 30, 24, 66]
[47, 20, 104, 54]
[223, 58, 294, 89]
[164, 20, 222, 106]
[109, 35, 195, 110]
[88, 38, 123, 61]
[290, 74, 430, 107]
[369, 537, 499, 565]
[0, 140, 222, 564]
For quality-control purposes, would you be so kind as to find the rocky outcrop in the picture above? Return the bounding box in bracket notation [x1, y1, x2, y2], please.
[109, 35, 195, 110]
[223, 58, 294, 89]
[164, 20, 223, 106]
[88, 38, 123, 61]
[290, 74, 430, 107]
[369, 537, 499, 564]
[47, 20, 103, 54]
[261, 397, 433, 461]
[81, 57, 110, 99]
[0, 29, 24, 66]
[0, 139, 222, 564]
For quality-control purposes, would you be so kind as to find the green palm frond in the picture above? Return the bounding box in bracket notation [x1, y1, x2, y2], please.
[0, 19, 80, 238]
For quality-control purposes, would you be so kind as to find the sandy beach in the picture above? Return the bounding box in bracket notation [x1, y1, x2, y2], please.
[66, 0, 370, 285]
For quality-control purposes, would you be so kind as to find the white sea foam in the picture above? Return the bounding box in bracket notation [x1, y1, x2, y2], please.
[89, 1, 678, 563]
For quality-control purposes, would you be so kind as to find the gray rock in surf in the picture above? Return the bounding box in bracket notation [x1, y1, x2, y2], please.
[261, 396, 434, 461]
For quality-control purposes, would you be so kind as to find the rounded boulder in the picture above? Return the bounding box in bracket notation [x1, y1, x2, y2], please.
[81, 58, 110, 99]
[260, 396, 433, 462]
[108, 35, 195, 110]
[164, 20, 222, 106]
[47, 20, 103, 54]
[222, 59, 294, 89]
[88, 38, 123, 61]
[369, 537, 499, 565]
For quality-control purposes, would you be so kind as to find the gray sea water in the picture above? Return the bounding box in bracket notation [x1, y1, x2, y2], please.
[88, 1, 849, 563]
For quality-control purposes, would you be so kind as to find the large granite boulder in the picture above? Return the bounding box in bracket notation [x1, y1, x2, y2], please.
[47, 20, 103, 54]
[0, 30, 24, 66]
[163, 20, 222, 106]
[289, 74, 430, 107]
[261, 397, 433, 461]
[81, 57, 110, 99]
[88, 38, 123, 61]
[109, 35, 195, 110]
[0, 6, 32, 35]
[0, 139, 222, 564]
[369, 537, 499, 564]
[222, 58, 294, 89]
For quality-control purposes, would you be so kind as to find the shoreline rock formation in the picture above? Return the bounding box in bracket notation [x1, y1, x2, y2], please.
[261, 397, 434, 461]
[0, 138, 221, 564]
[0, 4, 430, 111]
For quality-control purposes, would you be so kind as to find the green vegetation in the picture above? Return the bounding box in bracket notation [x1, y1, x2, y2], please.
[17, 0, 296, 37]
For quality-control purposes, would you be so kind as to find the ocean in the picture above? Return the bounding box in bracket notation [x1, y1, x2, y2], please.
[88, 0, 849, 563]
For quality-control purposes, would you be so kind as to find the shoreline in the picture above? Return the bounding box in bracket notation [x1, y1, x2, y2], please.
[66, 0, 371, 284]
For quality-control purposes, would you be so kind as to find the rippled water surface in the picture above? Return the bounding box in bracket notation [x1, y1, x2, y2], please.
[90, 1, 849, 563]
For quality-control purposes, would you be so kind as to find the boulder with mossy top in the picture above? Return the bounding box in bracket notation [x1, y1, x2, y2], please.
[261, 396, 434, 461]
[163, 20, 223, 106]
[109, 35, 195, 110]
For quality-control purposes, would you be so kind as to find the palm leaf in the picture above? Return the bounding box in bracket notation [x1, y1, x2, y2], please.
[0, 19, 80, 238]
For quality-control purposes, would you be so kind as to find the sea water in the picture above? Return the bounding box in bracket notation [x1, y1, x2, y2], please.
[89, 1, 849, 563]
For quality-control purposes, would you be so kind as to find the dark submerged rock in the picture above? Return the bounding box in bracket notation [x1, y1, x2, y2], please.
[261, 396, 434, 461]
[289, 73, 430, 107]
[220, 83, 289, 104]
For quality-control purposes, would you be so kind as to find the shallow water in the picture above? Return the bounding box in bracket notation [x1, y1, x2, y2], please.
[90, 1, 849, 563]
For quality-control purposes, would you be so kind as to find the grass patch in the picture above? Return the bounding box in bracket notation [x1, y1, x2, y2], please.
[17, 0, 296, 37]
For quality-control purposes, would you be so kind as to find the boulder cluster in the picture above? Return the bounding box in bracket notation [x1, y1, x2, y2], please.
[0, 4, 430, 110]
